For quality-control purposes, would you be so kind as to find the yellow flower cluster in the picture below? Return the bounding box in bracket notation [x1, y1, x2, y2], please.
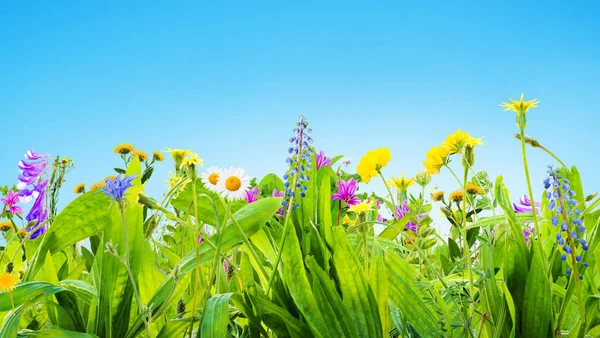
[356, 148, 391, 183]
[466, 183, 484, 195]
[349, 200, 373, 215]
[423, 129, 482, 174]
[152, 151, 164, 162]
[449, 190, 464, 202]
[180, 153, 204, 169]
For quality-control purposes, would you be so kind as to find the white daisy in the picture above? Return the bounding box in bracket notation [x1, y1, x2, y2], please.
[216, 167, 250, 201]
[201, 167, 223, 194]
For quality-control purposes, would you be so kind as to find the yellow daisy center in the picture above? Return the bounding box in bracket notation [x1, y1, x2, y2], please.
[0, 273, 18, 292]
[225, 176, 241, 191]
[208, 173, 219, 185]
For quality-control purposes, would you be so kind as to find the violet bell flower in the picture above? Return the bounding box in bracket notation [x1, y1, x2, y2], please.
[513, 195, 541, 214]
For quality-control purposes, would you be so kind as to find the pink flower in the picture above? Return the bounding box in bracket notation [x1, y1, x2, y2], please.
[331, 178, 360, 206]
[2, 190, 23, 215]
[245, 187, 260, 203]
[316, 150, 332, 170]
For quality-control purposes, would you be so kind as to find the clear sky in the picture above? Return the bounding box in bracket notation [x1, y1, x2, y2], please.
[1, 1, 599, 235]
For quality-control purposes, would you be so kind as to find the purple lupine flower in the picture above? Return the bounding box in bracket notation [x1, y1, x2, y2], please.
[513, 195, 541, 214]
[24, 150, 50, 160]
[395, 200, 418, 233]
[26, 188, 48, 239]
[316, 150, 332, 170]
[2, 190, 23, 215]
[102, 175, 137, 202]
[331, 178, 360, 207]
[376, 199, 387, 223]
[245, 187, 260, 204]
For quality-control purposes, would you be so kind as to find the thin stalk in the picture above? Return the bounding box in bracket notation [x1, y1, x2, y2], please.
[188, 176, 201, 338]
[537, 144, 567, 169]
[461, 167, 475, 316]
[379, 171, 397, 210]
[519, 128, 540, 238]
[119, 205, 150, 338]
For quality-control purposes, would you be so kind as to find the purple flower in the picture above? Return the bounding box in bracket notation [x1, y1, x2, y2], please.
[18, 179, 48, 204]
[316, 150, 332, 170]
[198, 236, 203, 244]
[26, 188, 48, 239]
[376, 199, 387, 223]
[245, 187, 260, 203]
[102, 175, 137, 202]
[523, 225, 534, 244]
[331, 178, 360, 207]
[513, 195, 541, 214]
[395, 200, 418, 233]
[24, 150, 50, 160]
[272, 189, 285, 198]
[2, 190, 23, 215]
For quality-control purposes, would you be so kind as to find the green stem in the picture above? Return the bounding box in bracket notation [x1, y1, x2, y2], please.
[461, 166, 475, 317]
[119, 205, 150, 338]
[519, 128, 540, 238]
[379, 171, 397, 210]
[537, 145, 567, 169]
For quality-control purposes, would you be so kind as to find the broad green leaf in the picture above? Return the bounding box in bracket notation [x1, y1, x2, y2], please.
[369, 254, 390, 338]
[244, 294, 308, 338]
[200, 293, 233, 338]
[521, 240, 552, 337]
[258, 173, 285, 196]
[14, 328, 99, 337]
[0, 282, 67, 312]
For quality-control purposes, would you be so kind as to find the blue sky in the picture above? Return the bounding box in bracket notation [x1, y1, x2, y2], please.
[1, 1, 599, 234]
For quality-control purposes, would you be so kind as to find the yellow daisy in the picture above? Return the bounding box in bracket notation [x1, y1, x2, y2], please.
[180, 153, 204, 169]
[152, 151, 164, 162]
[432, 191, 444, 202]
[114, 143, 135, 155]
[356, 148, 391, 183]
[131, 151, 148, 162]
[449, 190, 464, 203]
[349, 200, 373, 215]
[466, 183, 484, 195]
[201, 167, 223, 194]
[216, 167, 250, 201]
[0, 220, 13, 232]
[423, 146, 450, 175]
[73, 183, 86, 194]
[0, 273, 18, 293]
[442, 129, 483, 154]
[90, 182, 105, 191]
[500, 93, 539, 115]
[166, 148, 193, 165]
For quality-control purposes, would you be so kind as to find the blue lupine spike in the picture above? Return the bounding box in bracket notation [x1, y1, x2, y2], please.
[283, 174, 289, 180]
[569, 190, 576, 196]
[300, 192, 306, 198]
[576, 255, 582, 262]
[582, 244, 588, 251]
[580, 238, 586, 245]
[566, 268, 571, 275]
[548, 199, 556, 210]
[552, 215, 558, 226]
[543, 177, 551, 189]
[571, 231, 578, 240]
[584, 262, 589, 267]
[558, 238, 565, 245]
[564, 245, 572, 254]
[561, 254, 567, 261]
[572, 218, 583, 226]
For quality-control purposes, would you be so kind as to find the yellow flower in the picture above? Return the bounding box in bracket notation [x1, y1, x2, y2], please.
[432, 191, 444, 202]
[423, 146, 450, 174]
[500, 93, 539, 115]
[114, 143, 135, 155]
[386, 172, 415, 191]
[104, 175, 117, 182]
[18, 229, 27, 237]
[0, 221, 13, 232]
[131, 151, 148, 162]
[73, 184, 86, 194]
[152, 151, 164, 162]
[449, 190, 464, 203]
[61, 157, 72, 164]
[442, 129, 483, 154]
[180, 153, 204, 169]
[90, 182, 105, 191]
[0, 273, 18, 292]
[349, 200, 373, 215]
[466, 183, 484, 195]
[342, 215, 356, 227]
[166, 148, 193, 164]
[356, 148, 391, 183]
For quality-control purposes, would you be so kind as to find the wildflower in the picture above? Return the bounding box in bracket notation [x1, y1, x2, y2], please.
[349, 200, 373, 215]
[198, 236, 203, 244]
[2, 191, 23, 215]
[272, 189, 285, 198]
[18, 229, 27, 237]
[356, 148, 391, 183]
[395, 200, 418, 233]
[342, 215, 356, 227]
[131, 151, 148, 162]
[90, 182, 105, 191]
[423, 146, 450, 175]
[513, 195, 540, 214]
[376, 199, 387, 223]
[24, 150, 50, 160]
[0, 221, 13, 232]
[282, 115, 313, 208]
[18, 179, 48, 204]
[442, 129, 483, 154]
[102, 175, 137, 202]
[386, 172, 415, 191]
[432, 191, 445, 202]
[414, 170, 431, 187]
[331, 178, 361, 206]
[523, 225, 534, 244]
[316, 150, 332, 170]
[200, 167, 222, 194]
[500, 93, 539, 116]
[152, 151, 164, 162]
[73, 184, 86, 194]
[25, 187, 48, 239]
[104, 176, 117, 182]
[180, 153, 204, 170]
[449, 190, 464, 203]
[166, 148, 193, 166]
[245, 187, 260, 203]
[216, 167, 250, 201]
[17, 158, 49, 190]
[465, 183, 484, 195]
[113, 143, 135, 155]
[0, 273, 18, 292]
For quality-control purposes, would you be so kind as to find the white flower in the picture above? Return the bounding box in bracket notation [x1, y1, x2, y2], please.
[216, 167, 250, 201]
[201, 167, 223, 193]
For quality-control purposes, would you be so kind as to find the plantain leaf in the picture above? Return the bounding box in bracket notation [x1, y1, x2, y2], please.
[200, 293, 233, 338]
[521, 240, 552, 337]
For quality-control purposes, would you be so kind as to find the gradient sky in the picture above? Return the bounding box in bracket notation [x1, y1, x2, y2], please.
[1, 1, 599, 235]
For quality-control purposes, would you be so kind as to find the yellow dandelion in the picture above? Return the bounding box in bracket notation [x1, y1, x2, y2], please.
[432, 191, 445, 202]
[131, 151, 148, 162]
[114, 143, 135, 155]
[90, 182, 105, 191]
[152, 151, 164, 162]
[466, 183, 484, 195]
[342, 215, 356, 227]
[180, 153, 204, 169]
[356, 148, 391, 183]
[73, 183, 86, 194]
[0, 220, 13, 232]
[449, 190, 464, 203]
[349, 200, 373, 215]
[166, 148, 193, 164]
[500, 93, 539, 115]
[386, 172, 415, 191]
[0, 273, 18, 293]
[423, 146, 450, 175]
[442, 129, 483, 154]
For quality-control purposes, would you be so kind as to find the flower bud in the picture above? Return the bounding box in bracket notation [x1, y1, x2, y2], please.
[462, 145, 475, 169]
[585, 193, 597, 202]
